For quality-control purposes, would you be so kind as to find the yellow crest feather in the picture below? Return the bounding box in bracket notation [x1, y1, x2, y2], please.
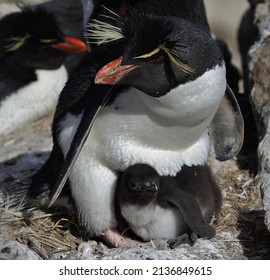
[86, 19, 125, 45]
[5, 34, 30, 52]
[85, 7, 124, 45]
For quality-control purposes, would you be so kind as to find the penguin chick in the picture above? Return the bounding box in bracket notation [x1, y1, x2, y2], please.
[0, 6, 87, 136]
[116, 163, 221, 248]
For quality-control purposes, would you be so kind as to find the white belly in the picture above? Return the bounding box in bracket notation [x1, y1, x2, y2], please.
[121, 203, 187, 240]
[0, 66, 67, 136]
[60, 65, 226, 176]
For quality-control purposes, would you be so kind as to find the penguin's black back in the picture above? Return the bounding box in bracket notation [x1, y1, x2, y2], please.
[91, 0, 209, 31]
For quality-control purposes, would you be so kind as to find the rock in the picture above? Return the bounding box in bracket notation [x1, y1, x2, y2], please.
[0, 236, 42, 260]
[54, 231, 245, 260]
[247, 0, 270, 232]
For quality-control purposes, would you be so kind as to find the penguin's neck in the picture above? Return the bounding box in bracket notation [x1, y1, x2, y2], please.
[0, 59, 37, 103]
[137, 64, 226, 127]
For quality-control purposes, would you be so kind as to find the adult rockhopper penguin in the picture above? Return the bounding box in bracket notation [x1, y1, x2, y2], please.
[116, 163, 221, 248]
[0, 7, 87, 136]
[86, 0, 244, 160]
[29, 8, 227, 248]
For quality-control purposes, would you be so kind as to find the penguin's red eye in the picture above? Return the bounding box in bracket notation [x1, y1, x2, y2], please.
[151, 56, 161, 63]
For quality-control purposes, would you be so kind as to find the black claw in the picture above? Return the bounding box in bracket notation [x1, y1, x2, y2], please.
[168, 232, 198, 249]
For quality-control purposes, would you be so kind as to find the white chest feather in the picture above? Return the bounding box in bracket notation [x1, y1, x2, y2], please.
[0, 66, 68, 136]
[59, 64, 226, 176]
[120, 203, 187, 240]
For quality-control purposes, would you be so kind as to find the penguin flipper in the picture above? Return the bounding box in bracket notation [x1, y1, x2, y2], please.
[48, 41, 124, 207]
[209, 84, 244, 161]
[172, 193, 215, 238]
[160, 186, 216, 239]
[48, 86, 114, 207]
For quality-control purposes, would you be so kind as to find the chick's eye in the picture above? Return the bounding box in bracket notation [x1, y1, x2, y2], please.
[128, 182, 141, 192]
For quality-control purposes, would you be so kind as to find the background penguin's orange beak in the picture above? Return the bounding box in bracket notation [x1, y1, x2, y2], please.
[53, 36, 88, 54]
[95, 57, 137, 84]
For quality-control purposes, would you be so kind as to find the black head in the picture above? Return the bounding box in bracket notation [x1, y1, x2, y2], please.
[119, 164, 160, 205]
[0, 7, 87, 69]
[93, 10, 224, 97]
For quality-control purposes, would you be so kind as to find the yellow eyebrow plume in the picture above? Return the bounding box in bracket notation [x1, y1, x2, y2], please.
[162, 47, 194, 74]
[5, 34, 30, 52]
[133, 46, 162, 59]
[133, 43, 194, 74]
[40, 39, 56, 43]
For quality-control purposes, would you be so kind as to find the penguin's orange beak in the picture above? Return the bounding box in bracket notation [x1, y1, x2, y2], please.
[95, 57, 137, 84]
[53, 36, 88, 54]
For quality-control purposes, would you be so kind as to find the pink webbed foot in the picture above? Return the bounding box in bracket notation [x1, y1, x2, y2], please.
[101, 228, 145, 248]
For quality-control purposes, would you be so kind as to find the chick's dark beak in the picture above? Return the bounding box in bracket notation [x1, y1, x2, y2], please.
[95, 57, 137, 85]
[53, 36, 88, 54]
[143, 182, 158, 193]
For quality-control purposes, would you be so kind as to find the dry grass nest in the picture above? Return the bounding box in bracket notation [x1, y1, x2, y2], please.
[1, 149, 270, 259]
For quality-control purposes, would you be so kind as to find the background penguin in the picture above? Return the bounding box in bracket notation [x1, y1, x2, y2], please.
[116, 163, 222, 248]
[35, 0, 88, 74]
[0, 6, 87, 137]
[235, 0, 262, 154]
[238, 0, 264, 96]
[28, 1, 242, 248]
